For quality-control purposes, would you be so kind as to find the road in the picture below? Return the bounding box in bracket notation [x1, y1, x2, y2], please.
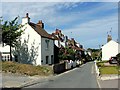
[24, 61, 99, 88]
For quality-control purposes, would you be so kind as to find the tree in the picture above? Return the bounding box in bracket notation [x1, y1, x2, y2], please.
[0, 17, 2, 44]
[87, 48, 101, 60]
[2, 17, 23, 61]
[58, 47, 75, 61]
[12, 36, 39, 64]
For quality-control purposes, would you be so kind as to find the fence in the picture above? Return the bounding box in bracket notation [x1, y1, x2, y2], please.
[1, 54, 10, 61]
[53, 60, 78, 74]
[0, 53, 15, 61]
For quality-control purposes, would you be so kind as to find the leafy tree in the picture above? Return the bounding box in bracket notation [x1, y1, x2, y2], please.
[2, 17, 23, 61]
[87, 48, 101, 60]
[58, 47, 75, 61]
[0, 17, 2, 44]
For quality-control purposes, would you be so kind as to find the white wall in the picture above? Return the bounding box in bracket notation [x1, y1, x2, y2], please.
[0, 45, 10, 52]
[102, 40, 120, 60]
[60, 42, 65, 47]
[41, 38, 54, 65]
[55, 40, 59, 47]
[55, 40, 65, 48]
[20, 24, 41, 65]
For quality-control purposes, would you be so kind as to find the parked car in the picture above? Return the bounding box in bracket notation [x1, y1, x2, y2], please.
[109, 57, 118, 64]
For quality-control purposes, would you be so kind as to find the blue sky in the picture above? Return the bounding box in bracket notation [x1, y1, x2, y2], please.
[1, 1, 118, 49]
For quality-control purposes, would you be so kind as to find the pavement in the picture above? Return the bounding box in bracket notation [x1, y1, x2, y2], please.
[94, 62, 120, 89]
[96, 74, 120, 88]
[1, 72, 52, 88]
[98, 78, 120, 88]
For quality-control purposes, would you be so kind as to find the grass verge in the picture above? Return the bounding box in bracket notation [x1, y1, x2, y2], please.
[1, 61, 53, 76]
[97, 61, 120, 75]
[99, 66, 119, 74]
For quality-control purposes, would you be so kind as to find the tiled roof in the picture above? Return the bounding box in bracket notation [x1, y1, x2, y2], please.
[29, 22, 54, 40]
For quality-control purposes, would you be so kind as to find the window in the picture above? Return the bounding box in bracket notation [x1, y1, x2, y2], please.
[45, 40, 49, 49]
[51, 55, 54, 64]
[46, 56, 49, 64]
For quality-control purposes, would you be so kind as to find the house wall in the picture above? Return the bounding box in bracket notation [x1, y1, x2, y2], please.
[60, 42, 65, 47]
[41, 37, 54, 65]
[55, 40, 66, 48]
[0, 45, 14, 61]
[0, 45, 10, 52]
[20, 24, 42, 65]
[102, 40, 120, 60]
[55, 40, 59, 47]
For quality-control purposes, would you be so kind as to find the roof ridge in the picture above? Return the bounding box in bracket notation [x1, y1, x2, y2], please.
[29, 22, 54, 40]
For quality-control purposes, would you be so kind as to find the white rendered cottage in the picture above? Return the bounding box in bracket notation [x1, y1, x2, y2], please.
[19, 13, 54, 65]
[101, 40, 120, 61]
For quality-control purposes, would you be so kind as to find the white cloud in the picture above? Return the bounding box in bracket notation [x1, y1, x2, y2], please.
[2, 2, 80, 25]
[2, 2, 118, 25]
[44, 2, 118, 27]
[62, 14, 118, 48]
[2, 2, 118, 48]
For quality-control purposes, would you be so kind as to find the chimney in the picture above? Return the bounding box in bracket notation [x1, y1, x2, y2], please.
[107, 35, 112, 43]
[37, 20, 44, 29]
[55, 29, 59, 34]
[22, 13, 30, 25]
[71, 38, 74, 41]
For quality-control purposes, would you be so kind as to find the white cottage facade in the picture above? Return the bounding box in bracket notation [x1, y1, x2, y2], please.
[19, 13, 54, 65]
[102, 40, 120, 61]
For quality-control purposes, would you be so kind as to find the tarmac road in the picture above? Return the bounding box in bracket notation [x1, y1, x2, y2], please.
[25, 61, 99, 88]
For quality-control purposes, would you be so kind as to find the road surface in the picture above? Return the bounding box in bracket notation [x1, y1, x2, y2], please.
[25, 61, 99, 88]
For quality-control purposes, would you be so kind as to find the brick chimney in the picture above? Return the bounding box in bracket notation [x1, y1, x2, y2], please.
[22, 13, 30, 25]
[37, 20, 44, 29]
[107, 34, 112, 43]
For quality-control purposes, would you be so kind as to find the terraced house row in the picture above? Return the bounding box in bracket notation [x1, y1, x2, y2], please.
[0, 13, 85, 66]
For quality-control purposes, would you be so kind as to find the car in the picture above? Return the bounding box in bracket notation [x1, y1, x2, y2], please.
[109, 57, 118, 64]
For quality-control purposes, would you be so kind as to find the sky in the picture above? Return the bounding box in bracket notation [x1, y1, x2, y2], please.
[0, 1, 119, 49]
